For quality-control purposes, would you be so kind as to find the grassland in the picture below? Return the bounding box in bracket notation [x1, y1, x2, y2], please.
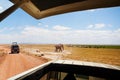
[20, 44, 55, 52]
[0, 44, 120, 66]
[0, 47, 7, 56]
[19, 44, 120, 66]
[0, 49, 5, 56]
[64, 46, 120, 66]
[0, 46, 8, 64]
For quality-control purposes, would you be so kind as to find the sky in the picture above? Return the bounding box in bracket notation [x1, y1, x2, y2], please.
[0, 0, 120, 45]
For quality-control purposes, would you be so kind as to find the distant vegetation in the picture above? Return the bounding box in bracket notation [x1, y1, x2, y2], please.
[67, 44, 120, 49]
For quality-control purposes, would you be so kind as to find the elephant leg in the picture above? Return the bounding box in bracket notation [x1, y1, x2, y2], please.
[55, 47, 57, 52]
[59, 48, 62, 52]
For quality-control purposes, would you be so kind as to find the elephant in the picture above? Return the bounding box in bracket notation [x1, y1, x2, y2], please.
[55, 44, 64, 52]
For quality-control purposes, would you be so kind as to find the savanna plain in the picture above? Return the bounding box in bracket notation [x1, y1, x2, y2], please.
[19, 44, 120, 66]
[0, 44, 120, 79]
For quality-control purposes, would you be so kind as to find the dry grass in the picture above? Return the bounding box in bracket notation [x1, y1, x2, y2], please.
[20, 44, 55, 52]
[0, 49, 7, 64]
[19, 44, 120, 66]
[64, 47, 120, 66]
[1, 44, 120, 66]
[0, 49, 5, 56]
[0, 48, 8, 56]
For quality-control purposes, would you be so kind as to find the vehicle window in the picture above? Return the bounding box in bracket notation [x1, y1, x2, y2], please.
[1, 5, 120, 66]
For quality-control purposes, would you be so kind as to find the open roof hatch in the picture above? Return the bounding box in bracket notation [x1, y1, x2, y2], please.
[0, 0, 120, 22]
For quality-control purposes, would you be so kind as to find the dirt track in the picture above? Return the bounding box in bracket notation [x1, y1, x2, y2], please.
[0, 46, 48, 80]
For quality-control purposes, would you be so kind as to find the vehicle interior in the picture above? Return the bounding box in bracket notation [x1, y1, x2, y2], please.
[0, 0, 120, 80]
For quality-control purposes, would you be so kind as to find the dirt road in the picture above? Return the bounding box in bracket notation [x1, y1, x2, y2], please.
[0, 52, 48, 80]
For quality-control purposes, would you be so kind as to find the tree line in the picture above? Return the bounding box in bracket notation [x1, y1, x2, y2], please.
[67, 44, 120, 49]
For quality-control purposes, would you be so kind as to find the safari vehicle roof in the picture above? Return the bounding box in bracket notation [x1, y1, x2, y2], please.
[0, 0, 120, 22]
[10, 0, 120, 19]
